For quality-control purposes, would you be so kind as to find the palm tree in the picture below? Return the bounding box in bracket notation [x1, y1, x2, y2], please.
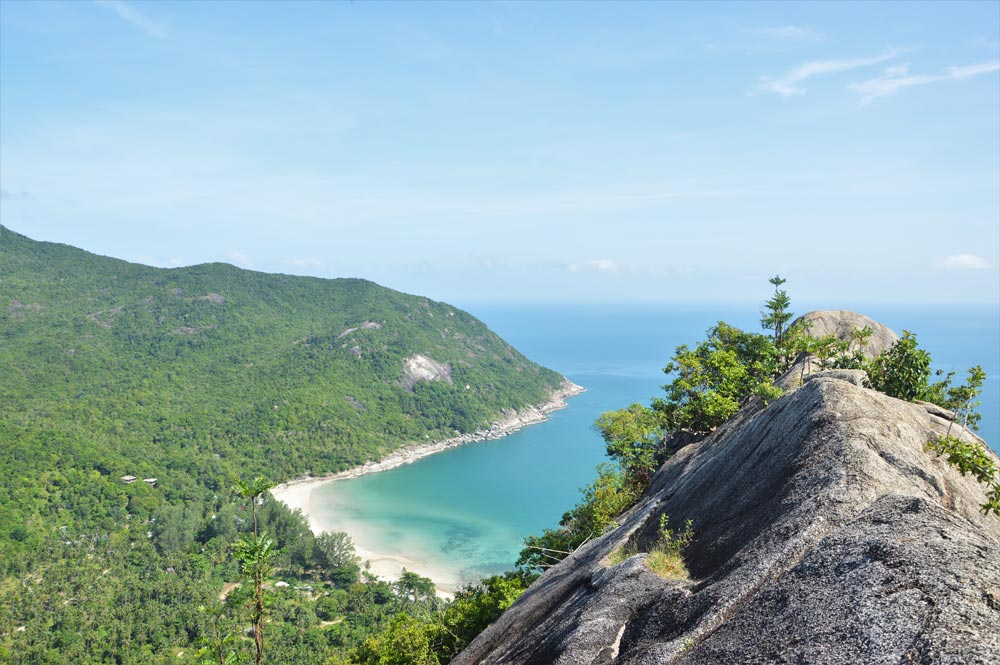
[232, 477, 274, 665]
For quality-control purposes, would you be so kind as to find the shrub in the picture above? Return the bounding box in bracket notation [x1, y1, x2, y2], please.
[864, 331, 932, 401]
[646, 515, 694, 579]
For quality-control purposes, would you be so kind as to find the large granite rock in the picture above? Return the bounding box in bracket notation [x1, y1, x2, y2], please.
[796, 309, 898, 357]
[455, 314, 999, 665]
[777, 310, 899, 391]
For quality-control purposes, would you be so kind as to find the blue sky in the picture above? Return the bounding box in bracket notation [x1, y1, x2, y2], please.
[1, 1, 998, 304]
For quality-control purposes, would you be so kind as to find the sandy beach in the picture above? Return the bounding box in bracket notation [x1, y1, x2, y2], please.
[269, 380, 584, 593]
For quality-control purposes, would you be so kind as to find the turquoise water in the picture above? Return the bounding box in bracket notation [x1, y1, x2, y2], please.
[311, 303, 999, 587]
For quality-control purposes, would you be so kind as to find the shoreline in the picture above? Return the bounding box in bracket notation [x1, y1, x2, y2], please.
[270, 380, 585, 588]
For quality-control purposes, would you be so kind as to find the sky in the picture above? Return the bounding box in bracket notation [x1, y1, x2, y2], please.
[1, 0, 998, 304]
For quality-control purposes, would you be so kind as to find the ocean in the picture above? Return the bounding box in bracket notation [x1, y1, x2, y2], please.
[309, 302, 999, 590]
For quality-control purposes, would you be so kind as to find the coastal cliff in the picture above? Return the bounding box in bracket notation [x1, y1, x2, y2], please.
[455, 313, 1000, 664]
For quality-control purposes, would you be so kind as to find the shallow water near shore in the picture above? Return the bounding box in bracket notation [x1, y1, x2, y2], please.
[308, 302, 999, 590]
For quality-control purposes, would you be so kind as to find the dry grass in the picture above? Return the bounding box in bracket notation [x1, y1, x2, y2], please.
[645, 546, 689, 579]
[605, 515, 694, 579]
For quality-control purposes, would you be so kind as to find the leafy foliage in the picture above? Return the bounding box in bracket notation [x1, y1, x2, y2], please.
[232, 476, 276, 665]
[348, 571, 535, 665]
[864, 331, 934, 401]
[0, 226, 567, 661]
[595, 404, 664, 486]
[924, 366, 998, 517]
[761, 275, 795, 365]
[653, 321, 782, 435]
[927, 435, 1000, 517]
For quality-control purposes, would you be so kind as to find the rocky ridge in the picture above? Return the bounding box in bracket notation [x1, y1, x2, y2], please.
[455, 311, 1000, 665]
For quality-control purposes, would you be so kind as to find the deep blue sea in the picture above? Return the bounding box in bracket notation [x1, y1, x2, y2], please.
[311, 303, 999, 589]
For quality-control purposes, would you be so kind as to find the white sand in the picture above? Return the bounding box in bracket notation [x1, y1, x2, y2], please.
[269, 380, 584, 594]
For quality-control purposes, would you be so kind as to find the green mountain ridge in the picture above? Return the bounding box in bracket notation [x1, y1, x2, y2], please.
[0, 224, 565, 560]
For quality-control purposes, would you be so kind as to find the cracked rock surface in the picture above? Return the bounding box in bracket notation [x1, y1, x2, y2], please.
[454, 313, 1000, 665]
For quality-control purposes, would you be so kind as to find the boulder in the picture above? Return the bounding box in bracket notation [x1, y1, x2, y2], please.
[797, 309, 898, 357]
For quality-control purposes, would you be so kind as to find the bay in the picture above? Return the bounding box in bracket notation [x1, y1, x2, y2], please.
[309, 302, 999, 591]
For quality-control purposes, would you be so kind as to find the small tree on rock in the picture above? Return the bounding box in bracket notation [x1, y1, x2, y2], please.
[761, 275, 794, 351]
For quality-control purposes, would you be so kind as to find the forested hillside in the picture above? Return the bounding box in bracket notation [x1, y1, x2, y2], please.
[0, 225, 563, 662]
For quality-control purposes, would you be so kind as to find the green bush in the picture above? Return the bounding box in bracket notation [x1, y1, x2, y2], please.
[653, 322, 781, 435]
[864, 331, 932, 401]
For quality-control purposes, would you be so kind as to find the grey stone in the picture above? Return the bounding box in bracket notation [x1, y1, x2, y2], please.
[803, 368, 868, 386]
[455, 315, 999, 665]
[796, 309, 898, 357]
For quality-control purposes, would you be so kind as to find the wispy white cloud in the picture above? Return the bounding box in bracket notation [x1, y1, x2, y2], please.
[94, 0, 166, 39]
[758, 48, 903, 97]
[849, 60, 1000, 105]
[751, 25, 824, 44]
[568, 259, 620, 273]
[228, 250, 253, 269]
[940, 254, 992, 270]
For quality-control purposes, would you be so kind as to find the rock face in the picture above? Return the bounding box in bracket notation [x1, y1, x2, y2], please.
[455, 314, 1000, 665]
[400, 353, 453, 389]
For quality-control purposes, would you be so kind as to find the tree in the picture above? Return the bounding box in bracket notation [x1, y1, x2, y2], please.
[234, 476, 273, 539]
[394, 570, 437, 605]
[196, 602, 241, 665]
[314, 531, 360, 571]
[595, 404, 664, 487]
[761, 275, 794, 351]
[944, 365, 986, 433]
[353, 613, 444, 665]
[233, 477, 275, 665]
[653, 322, 781, 435]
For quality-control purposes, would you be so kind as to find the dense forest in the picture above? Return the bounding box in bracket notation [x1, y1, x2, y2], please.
[0, 225, 564, 662]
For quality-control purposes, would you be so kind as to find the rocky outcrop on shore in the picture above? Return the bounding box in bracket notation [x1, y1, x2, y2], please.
[454, 312, 1000, 665]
